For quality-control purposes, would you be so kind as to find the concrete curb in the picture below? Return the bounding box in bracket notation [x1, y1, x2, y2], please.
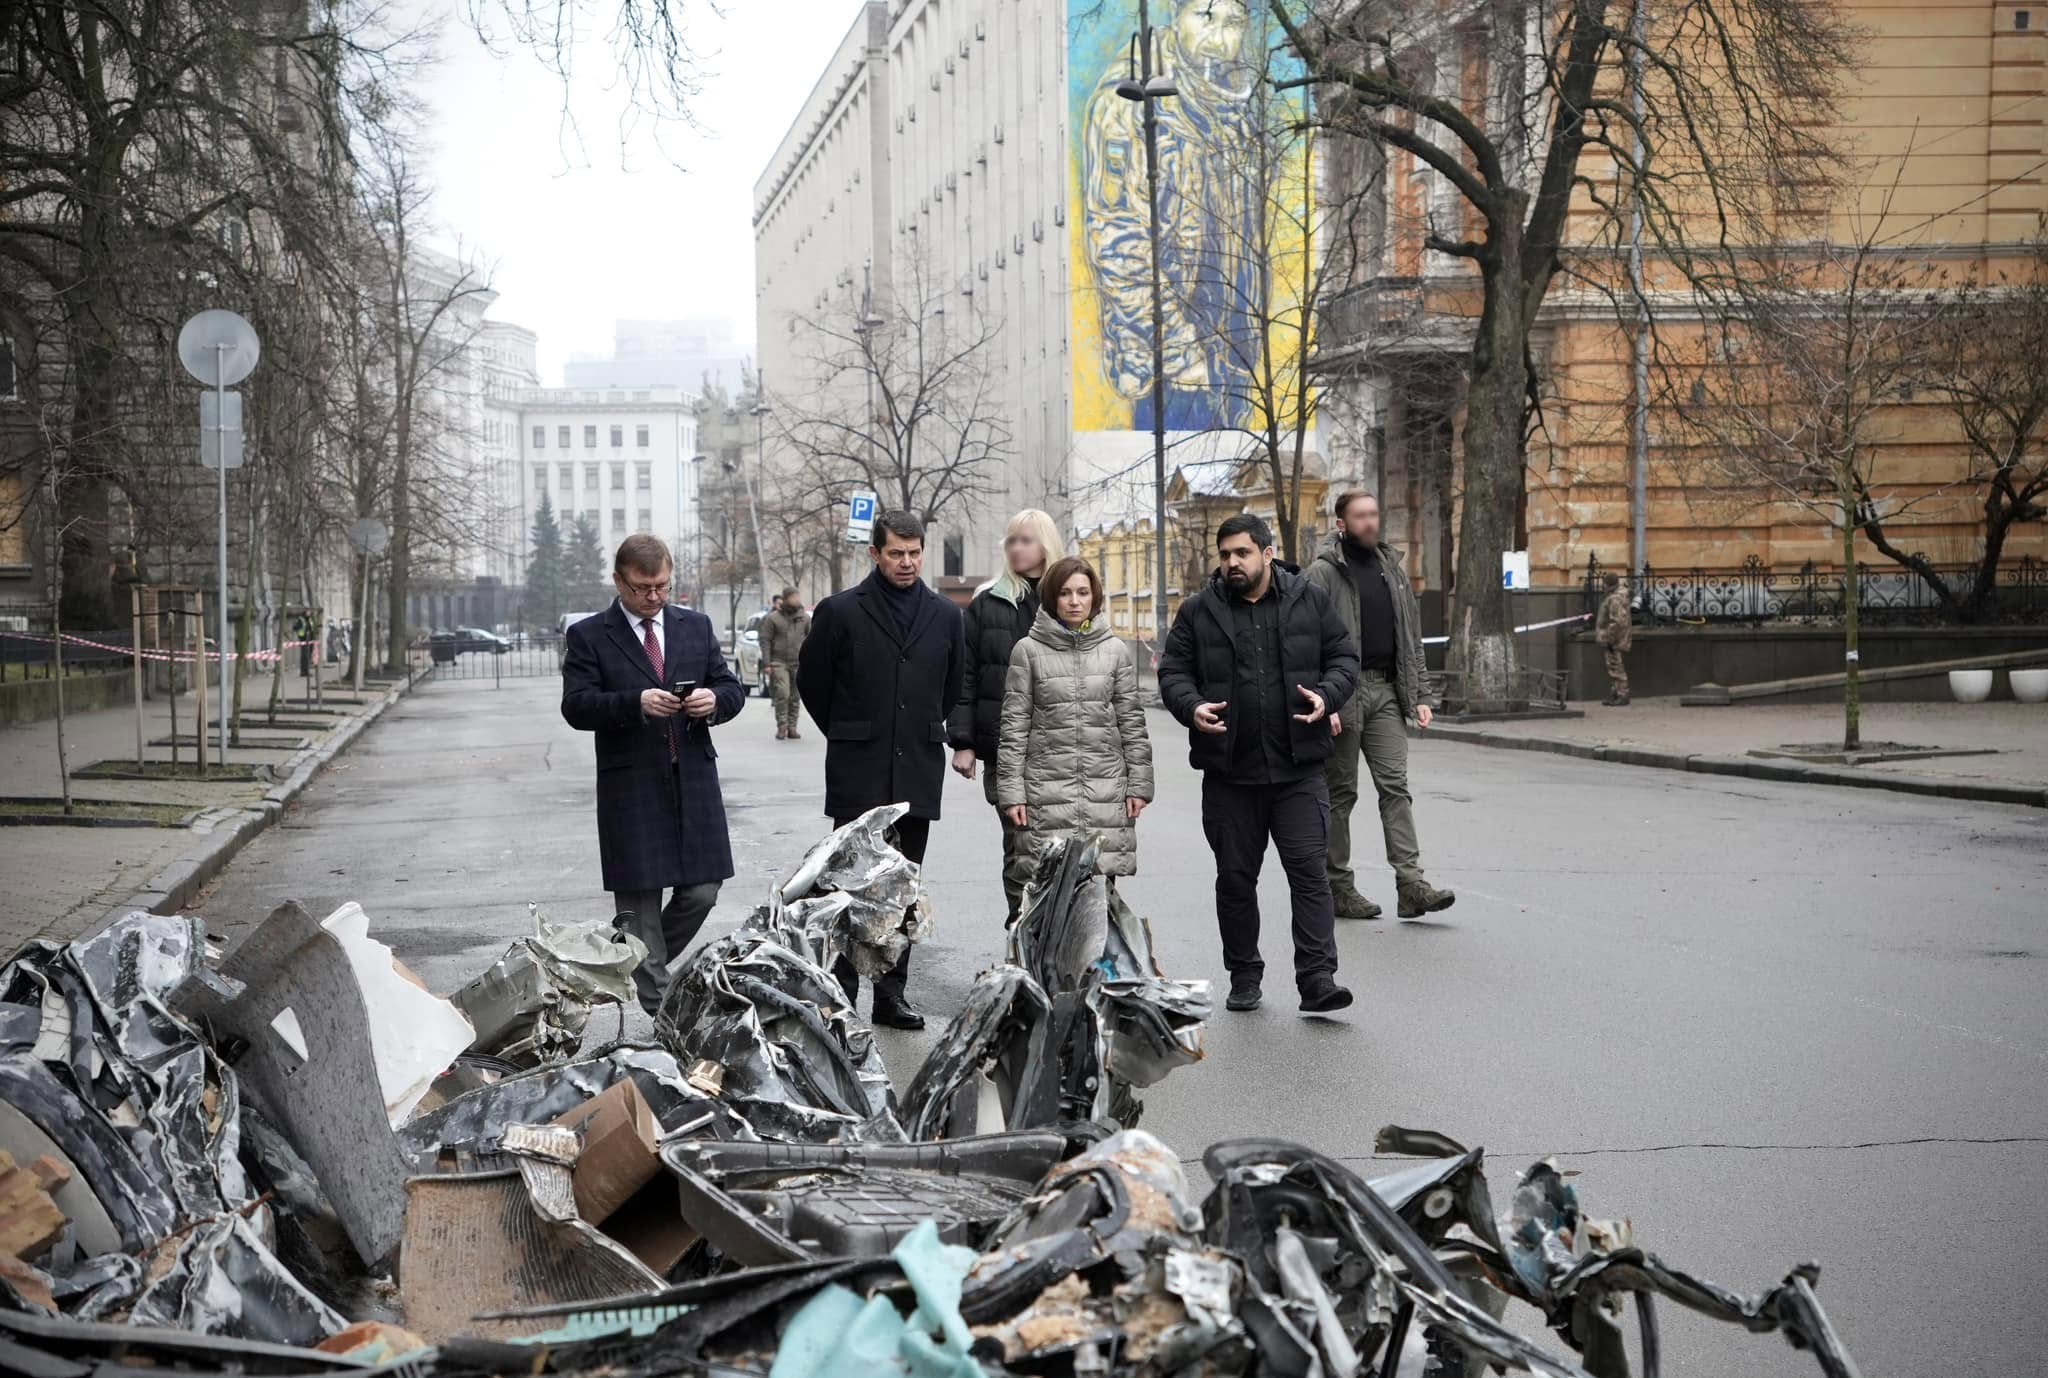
[103, 669, 435, 923]
[1423, 723, 2048, 810]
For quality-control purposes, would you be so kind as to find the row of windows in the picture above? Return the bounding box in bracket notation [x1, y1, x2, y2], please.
[533, 423, 653, 449]
[533, 464, 652, 492]
[540, 502, 654, 535]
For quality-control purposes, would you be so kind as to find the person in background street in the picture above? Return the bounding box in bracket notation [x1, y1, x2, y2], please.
[950, 508, 1063, 921]
[326, 620, 347, 666]
[293, 612, 314, 678]
[759, 586, 810, 739]
[561, 534, 746, 1014]
[1597, 573, 1633, 706]
[799, 511, 966, 1030]
[1304, 492, 1456, 922]
[997, 556, 1153, 889]
[1158, 514, 1359, 1016]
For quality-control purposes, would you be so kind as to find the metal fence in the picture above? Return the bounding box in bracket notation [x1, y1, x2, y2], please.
[424, 633, 572, 681]
[1581, 553, 2048, 626]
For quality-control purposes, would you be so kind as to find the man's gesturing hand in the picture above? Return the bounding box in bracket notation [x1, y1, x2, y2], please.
[682, 688, 717, 719]
[1291, 685, 1327, 724]
[1192, 701, 1228, 735]
[641, 688, 682, 718]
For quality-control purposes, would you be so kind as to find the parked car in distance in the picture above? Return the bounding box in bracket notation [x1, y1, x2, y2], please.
[433, 627, 511, 655]
[557, 611, 601, 636]
[734, 610, 771, 697]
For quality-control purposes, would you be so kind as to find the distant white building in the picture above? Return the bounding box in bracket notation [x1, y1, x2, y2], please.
[510, 385, 701, 594]
[564, 318, 751, 396]
[480, 321, 541, 584]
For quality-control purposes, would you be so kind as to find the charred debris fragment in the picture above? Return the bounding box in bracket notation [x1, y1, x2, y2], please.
[0, 806, 1862, 1377]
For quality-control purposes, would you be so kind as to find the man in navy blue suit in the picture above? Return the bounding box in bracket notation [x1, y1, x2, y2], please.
[561, 534, 745, 1013]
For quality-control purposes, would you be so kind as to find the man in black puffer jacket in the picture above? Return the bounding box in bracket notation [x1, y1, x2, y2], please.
[1158, 513, 1359, 1016]
[947, 509, 1060, 922]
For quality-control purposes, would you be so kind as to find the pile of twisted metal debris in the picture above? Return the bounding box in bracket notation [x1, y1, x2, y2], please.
[0, 806, 1862, 1377]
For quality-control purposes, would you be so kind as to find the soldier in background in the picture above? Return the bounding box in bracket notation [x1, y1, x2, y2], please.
[1597, 574, 1633, 707]
[759, 587, 810, 740]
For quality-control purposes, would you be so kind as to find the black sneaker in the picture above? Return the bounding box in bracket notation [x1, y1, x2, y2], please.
[1225, 981, 1263, 1012]
[1299, 980, 1354, 1014]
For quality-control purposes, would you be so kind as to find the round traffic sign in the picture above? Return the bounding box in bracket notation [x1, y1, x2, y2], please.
[177, 310, 262, 387]
[348, 517, 390, 555]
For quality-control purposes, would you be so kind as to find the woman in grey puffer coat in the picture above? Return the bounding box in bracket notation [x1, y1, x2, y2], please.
[997, 557, 1154, 877]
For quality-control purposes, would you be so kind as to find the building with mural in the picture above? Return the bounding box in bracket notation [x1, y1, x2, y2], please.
[754, 0, 1323, 593]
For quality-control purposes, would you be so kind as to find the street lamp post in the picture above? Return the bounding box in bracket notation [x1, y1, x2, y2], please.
[746, 398, 775, 606]
[1116, 5, 1178, 653]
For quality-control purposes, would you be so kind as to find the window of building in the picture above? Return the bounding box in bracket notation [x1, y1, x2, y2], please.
[943, 532, 965, 578]
[557, 425, 571, 448]
[611, 508, 626, 534]
[635, 465, 651, 491]
[636, 424, 651, 447]
[636, 509, 652, 532]
[558, 466, 572, 490]
[610, 424, 624, 447]
[584, 464, 598, 490]
[532, 425, 545, 448]
[608, 466, 624, 492]
[583, 424, 598, 448]
[532, 465, 547, 492]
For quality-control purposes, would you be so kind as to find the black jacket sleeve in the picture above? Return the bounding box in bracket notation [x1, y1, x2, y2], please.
[560, 623, 637, 731]
[1157, 601, 1202, 727]
[1309, 585, 1360, 716]
[942, 602, 967, 730]
[947, 595, 981, 750]
[797, 599, 835, 733]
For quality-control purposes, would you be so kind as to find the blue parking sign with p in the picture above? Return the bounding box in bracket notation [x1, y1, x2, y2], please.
[849, 494, 876, 522]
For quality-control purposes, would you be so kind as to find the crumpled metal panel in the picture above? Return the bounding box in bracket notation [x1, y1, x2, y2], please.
[900, 966, 1060, 1141]
[396, 1044, 741, 1165]
[0, 911, 342, 1345]
[759, 803, 931, 980]
[655, 929, 901, 1144]
[450, 906, 646, 1067]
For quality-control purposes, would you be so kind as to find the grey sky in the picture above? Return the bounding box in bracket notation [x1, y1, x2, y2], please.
[426, 0, 865, 384]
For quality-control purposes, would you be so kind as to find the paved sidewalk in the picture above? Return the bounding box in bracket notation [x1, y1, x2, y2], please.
[1430, 699, 2047, 805]
[0, 664, 425, 952]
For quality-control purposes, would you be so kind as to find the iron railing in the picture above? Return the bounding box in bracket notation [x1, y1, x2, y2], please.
[1581, 554, 2048, 626]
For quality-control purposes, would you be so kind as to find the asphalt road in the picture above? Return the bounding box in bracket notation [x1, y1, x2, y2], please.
[194, 672, 2048, 1377]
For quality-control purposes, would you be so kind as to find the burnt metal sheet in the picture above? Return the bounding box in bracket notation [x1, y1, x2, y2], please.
[900, 966, 1061, 1141]
[655, 930, 900, 1143]
[171, 901, 413, 1268]
[764, 803, 930, 981]
[449, 907, 645, 1068]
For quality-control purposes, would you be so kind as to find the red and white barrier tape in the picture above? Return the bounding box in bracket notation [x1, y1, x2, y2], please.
[0, 630, 322, 665]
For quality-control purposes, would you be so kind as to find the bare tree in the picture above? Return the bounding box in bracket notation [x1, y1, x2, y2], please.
[1272, 0, 1858, 699]
[1681, 216, 1949, 750]
[1919, 238, 2048, 620]
[773, 253, 1014, 536]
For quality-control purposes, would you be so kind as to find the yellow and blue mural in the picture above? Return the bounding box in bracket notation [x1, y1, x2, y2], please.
[1069, 0, 1307, 434]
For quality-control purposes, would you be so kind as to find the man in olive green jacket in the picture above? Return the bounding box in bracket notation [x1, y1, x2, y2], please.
[1303, 492, 1455, 921]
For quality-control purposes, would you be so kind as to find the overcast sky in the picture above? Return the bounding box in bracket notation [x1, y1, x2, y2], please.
[425, 0, 864, 384]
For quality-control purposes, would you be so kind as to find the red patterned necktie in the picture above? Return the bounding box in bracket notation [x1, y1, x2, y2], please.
[642, 617, 675, 759]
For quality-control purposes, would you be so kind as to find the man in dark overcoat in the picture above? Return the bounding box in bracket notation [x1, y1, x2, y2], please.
[798, 510, 965, 1030]
[562, 533, 745, 1013]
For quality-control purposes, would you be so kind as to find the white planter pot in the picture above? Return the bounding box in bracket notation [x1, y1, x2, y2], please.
[1949, 669, 1994, 704]
[2010, 668, 2048, 704]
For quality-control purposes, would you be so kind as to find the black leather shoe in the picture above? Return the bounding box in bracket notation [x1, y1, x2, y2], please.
[871, 996, 926, 1030]
[1225, 982, 1263, 1012]
[1299, 981, 1354, 1014]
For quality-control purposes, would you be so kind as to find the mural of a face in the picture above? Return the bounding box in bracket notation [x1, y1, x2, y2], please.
[1175, 0, 1250, 69]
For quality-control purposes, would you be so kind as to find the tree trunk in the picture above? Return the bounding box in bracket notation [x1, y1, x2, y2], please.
[1448, 247, 1530, 707]
[1839, 471, 1862, 752]
[386, 432, 411, 673]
